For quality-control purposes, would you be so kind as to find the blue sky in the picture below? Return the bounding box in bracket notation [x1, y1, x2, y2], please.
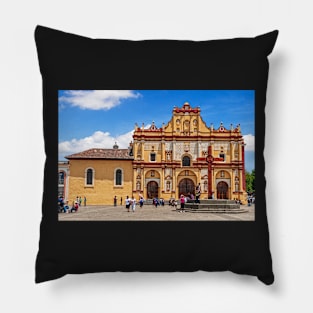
[59, 90, 255, 171]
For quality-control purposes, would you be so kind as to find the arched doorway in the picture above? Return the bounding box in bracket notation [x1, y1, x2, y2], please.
[178, 178, 195, 197]
[217, 181, 229, 199]
[147, 181, 159, 199]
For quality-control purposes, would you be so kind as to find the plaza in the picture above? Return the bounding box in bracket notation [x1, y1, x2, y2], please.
[58, 203, 255, 221]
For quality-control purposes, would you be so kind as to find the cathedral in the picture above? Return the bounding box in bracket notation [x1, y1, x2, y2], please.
[63, 102, 247, 205]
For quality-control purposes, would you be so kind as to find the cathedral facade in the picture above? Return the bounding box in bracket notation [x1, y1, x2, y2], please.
[65, 102, 247, 205]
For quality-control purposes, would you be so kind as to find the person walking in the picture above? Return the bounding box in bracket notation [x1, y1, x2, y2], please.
[131, 197, 136, 212]
[83, 196, 86, 206]
[195, 183, 201, 203]
[125, 196, 130, 212]
[180, 194, 186, 213]
[114, 195, 117, 207]
[139, 197, 144, 208]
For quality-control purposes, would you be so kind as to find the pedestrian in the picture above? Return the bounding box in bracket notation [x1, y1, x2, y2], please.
[84, 196, 86, 206]
[131, 197, 136, 212]
[195, 183, 201, 203]
[125, 196, 130, 212]
[58, 196, 64, 213]
[114, 195, 117, 206]
[120, 197, 122, 205]
[64, 201, 70, 213]
[139, 197, 144, 208]
[71, 201, 79, 213]
[180, 194, 185, 213]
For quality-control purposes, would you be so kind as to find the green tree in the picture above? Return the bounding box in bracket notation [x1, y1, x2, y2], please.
[245, 169, 255, 194]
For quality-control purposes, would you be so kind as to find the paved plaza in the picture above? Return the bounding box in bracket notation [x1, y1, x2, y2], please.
[58, 203, 255, 221]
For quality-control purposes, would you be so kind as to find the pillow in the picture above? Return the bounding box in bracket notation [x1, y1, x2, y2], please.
[35, 25, 278, 285]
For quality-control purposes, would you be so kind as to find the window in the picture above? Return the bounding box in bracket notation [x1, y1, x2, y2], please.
[182, 156, 190, 166]
[150, 153, 156, 162]
[58, 171, 65, 185]
[86, 168, 94, 185]
[115, 169, 122, 185]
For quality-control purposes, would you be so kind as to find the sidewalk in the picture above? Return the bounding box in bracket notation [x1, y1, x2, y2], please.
[58, 204, 255, 221]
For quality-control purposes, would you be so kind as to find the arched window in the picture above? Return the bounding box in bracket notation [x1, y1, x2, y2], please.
[115, 169, 122, 186]
[58, 171, 65, 185]
[86, 168, 94, 186]
[182, 155, 190, 166]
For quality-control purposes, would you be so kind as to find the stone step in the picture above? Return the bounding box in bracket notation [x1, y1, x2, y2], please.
[185, 204, 240, 209]
[180, 208, 248, 214]
[187, 199, 238, 205]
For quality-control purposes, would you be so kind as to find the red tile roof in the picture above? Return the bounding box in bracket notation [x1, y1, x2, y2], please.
[65, 148, 133, 160]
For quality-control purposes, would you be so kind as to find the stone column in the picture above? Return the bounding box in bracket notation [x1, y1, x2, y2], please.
[230, 141, 234, 162]
[132, 167, 137, 197]
[161, 140, 165, 162]
[172, 167, 176, 198]
[207, 145, 213, 198]
[161, 167, 165, 193]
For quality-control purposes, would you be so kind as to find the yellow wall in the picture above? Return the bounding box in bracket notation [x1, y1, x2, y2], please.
[68, 159, 133, 205]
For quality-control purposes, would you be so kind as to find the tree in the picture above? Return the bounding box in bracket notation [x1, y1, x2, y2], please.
[245, 169, 255, 194]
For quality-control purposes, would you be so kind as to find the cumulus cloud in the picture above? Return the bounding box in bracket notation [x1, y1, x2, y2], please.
[59, 130, 134, 158]
[59, 90, 140, 110]
[243, 134, 255, 151]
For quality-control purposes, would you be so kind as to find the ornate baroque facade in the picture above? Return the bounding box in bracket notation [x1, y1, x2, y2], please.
[64, 102, 247, 205]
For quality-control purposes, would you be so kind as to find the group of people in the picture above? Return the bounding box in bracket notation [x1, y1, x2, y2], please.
[125, 196, 144, 212]
[247, 195, 255, 206]
[234, 198, 243, 205]
[113, 196, 124, 206]
[152, 198, 165, 207]
[58, 195, 86, 213]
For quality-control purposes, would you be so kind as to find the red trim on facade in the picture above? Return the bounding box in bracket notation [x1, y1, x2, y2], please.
[207, 145, 213, 198]
[133, 135, 243, 140]
[242, 145, 246, 190]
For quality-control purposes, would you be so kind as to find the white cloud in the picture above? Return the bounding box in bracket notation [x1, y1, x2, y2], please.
[243, 134, 255, 151]
[59, 90, 140, 110]
[59, 130, 134, 158]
